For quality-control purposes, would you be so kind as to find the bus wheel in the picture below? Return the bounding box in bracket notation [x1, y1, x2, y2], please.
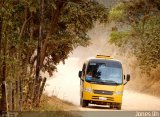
[80, 99, 88, 107]
[116, 104, 122, 110]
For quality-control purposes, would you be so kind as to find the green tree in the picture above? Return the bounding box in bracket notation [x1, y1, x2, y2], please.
[109, 0, 160, 71]
[0, 0, 108, 110]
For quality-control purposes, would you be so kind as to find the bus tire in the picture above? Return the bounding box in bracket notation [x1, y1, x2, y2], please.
[116, 104, 122, 110]
[81, 99, 88, 107]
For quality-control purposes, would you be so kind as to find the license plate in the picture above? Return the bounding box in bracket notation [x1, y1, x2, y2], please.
[99, 97, 107, 101]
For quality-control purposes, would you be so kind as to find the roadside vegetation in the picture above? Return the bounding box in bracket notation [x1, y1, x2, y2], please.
[0, 0, 108, 112]
[33, 95, 74, 110]
[22, 94, 79, 117]
[108, 0, 160, 96]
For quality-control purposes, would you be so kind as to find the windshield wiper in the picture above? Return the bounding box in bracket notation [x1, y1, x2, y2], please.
[97, 81, 107, 84]
[89, 81, 97, 84]
[87, 78, 101, 84]
[107, 81, 119, 85]
[87, 79, 120, 85]
[99, 80, 120, 85]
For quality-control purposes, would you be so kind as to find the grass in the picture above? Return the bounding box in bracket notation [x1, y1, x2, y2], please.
[1, 94, 80, 117]
[61, 99, 75, 106]
[29, 95, 81, 117]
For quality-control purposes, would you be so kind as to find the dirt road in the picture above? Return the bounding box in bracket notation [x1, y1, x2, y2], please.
[79, 90, 160, 111]
[43, 24, 160, 111]
[45, 57, 160, 111]
[122, 90, 160, 111]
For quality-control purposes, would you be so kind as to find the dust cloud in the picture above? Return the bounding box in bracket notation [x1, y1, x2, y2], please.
[45, 57, 81, 105]
[44, 24, 160, 110]
[44, 24, 117, 105]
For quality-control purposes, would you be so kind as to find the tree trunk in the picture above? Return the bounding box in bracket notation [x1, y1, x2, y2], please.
[33, 0, 44, 106]
[40, 0, 67, 68]
[39, 77, 46, 102]
[0, 17, 2, 52]
[12, 89, 15, 111]
[8, 82, 12, 111]
[1, 18, 7, 111]
[15, 80, 19, 111]
[36, 0, 44, 81]
[19, 79, 23, 111]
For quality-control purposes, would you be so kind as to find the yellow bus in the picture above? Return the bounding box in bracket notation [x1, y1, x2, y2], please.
[78, 55, 130, 110]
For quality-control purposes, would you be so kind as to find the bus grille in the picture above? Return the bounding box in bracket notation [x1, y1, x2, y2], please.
[93, 90, 113, 95]
[92, 96, 114, 101]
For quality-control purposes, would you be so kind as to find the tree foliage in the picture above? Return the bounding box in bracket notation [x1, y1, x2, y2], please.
[0, 0, 108, 76]
[109, 0, 160, 71]
[0, 0, 108, 110]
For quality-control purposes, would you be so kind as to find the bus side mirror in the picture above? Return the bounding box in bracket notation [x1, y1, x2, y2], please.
[124, 74, 130, 85]
[78, 70, 82, 78]
[126, 74, 130, 81]
[78, 71, 84, 81]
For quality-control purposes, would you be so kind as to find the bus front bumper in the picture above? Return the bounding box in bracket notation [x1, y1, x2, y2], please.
[83, 92, 123, 104]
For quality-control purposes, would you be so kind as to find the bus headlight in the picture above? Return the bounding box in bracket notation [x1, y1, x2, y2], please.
[84, 88, 92, 93]
[114, 91, 123, 95]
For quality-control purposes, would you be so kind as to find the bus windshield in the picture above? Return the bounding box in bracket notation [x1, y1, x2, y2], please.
[86, 60, 122, 85]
